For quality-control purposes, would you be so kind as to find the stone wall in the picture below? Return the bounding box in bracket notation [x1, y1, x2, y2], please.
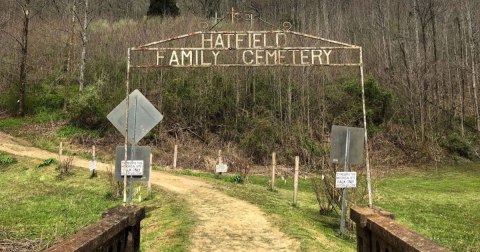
[46, 206, 145, 252]
[350, 207, 451, 252]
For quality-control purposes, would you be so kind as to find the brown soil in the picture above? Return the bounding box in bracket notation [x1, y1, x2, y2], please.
[0, 131, 300, 252]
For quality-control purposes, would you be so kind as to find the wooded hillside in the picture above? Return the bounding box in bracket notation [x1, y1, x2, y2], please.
[0, 0, 479, 167]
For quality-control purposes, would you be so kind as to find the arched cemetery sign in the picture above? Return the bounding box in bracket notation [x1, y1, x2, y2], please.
[124, 27, 373, 207]
[130, 30, 361, 68]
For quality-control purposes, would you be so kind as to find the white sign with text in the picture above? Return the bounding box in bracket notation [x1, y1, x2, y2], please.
[215, 163, 228, 173]
[335, 172, 357, 188]
[120, 160, 144, 176]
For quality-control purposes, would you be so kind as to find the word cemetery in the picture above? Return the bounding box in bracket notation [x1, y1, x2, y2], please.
[131, 31, 356, 68]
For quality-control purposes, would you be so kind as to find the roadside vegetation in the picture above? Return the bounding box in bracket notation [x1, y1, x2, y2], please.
[376, 165, 480, 252]
[1, 2, 479, 250]
[171, 166, 480, 252]
[0, 152, 195, 252]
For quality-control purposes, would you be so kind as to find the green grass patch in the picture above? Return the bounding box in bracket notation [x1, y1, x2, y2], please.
[56, 125, 101, 138]
[0, 155, 119, 249]
[139, 187, 196, 252]
[0, 153, 17, 165]
[376, 164, 480, 252]
[28, 110, 67, 124]
[0, 118, 23, 128]
[0, 154, 195, 251]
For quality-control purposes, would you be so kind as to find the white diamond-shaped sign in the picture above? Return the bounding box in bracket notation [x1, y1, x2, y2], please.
[107, 89, 163, 144]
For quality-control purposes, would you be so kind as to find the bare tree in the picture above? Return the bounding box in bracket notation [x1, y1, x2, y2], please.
[0, 0, 45, 116]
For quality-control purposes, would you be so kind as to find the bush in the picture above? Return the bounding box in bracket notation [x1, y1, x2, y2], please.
[331, 77, 393, 134]
[240, 117, 280, 163]
[229, 174, 244, 184]
[26, 84, 64, 114]
[68, 78, 109, 129]
[443, 134, 474, 159]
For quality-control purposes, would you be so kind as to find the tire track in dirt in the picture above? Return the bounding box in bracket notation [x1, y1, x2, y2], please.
[0, 131, 300, 251]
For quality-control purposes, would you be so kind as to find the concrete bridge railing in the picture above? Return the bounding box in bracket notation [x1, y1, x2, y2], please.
[46, 205, 145, 252]
[350, 207, 450, 252]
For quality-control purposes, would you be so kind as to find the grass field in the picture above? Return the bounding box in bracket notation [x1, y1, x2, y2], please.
[375, 164, 480, 252]
[0, 152, 195, 252]
[172, 165, 480, 252]
[1, 127, 479, 252]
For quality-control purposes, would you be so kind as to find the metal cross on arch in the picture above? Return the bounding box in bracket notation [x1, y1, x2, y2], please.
[123, 23, 374, 207]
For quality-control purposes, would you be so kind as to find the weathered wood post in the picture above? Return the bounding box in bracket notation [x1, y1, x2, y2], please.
[271, 152, 276, 191]
[218, 150, 223, 164]
[293, 156, 299, 206]
[173, 144, 178, 169]
[59, 142, 63, 162]
[90, 145, 96, 177]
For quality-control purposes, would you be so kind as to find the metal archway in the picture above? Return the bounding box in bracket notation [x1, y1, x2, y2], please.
[123, 26, 373, 208]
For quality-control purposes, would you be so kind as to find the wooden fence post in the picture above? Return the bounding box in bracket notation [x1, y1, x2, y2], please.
[271, 152, 276, 191]
[173, 144, 178, 169]
[59, 142, 63, 162]
[293, 156, 299, 206]
[90, 145, 96, 177]
[218, 150, 223, 164]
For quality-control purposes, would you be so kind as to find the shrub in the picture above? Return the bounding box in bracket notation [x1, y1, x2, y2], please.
[331, 77, 393, 134]
[26, 84, 64, 114]
[240, 117, 280, 163]
[57, 156, 74, 179]
[68, 78, 109, 129]
[443, 133, 474, 159]
[38, 158, 57, 168]
[229, 174, 244, 184]
[0, 154, 17, 165]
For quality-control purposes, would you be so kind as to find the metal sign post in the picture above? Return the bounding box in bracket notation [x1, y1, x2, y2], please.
[331, 125, 364, 235]
[340, 129, 350, 235]
[108, 88, 163, 206]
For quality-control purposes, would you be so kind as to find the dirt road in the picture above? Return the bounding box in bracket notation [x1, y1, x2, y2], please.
[0, 131, 299, 251]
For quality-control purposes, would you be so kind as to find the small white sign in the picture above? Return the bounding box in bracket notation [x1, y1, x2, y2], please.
[89, 161, 96, 171]
[335, 172, 357, 188]
[215, 163, 228, 173]
[120, 160, 144, 176]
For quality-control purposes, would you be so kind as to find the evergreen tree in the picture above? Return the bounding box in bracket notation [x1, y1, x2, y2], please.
[147, 0, 180, 17]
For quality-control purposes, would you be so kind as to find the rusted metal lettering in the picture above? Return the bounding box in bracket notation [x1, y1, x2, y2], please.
[133, 31, 359, 67]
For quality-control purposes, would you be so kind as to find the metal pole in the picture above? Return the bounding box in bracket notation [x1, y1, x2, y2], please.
[340, 129, 351, 235]
[360, 47, 373, 207]
[129, 96, 139, 205]
[148, 153, 152, 196]
[123, 48, 131, 206]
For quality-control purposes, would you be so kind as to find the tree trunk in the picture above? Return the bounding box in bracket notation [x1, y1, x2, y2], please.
[18, 0, 31, 117]
[65, 0, 76, 110]
[465, 1, 480, 131]
[79, 0, 88, 92]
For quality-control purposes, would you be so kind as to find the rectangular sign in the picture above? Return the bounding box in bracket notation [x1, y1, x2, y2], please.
[115, 146, 150, 181]
[335, 172, 357, 188]
[120, 160, 144, 176]
[330, 125, 365, 165]
[215, 163, 228, 173]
